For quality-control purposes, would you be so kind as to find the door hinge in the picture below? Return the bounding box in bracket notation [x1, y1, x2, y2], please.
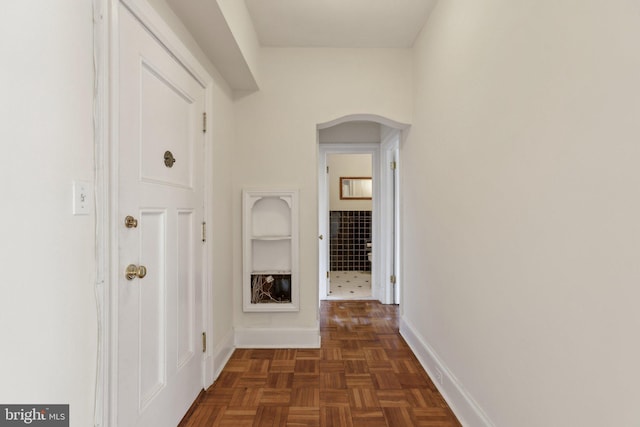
[391, 161, 397, 170]
[326, 271, 330, 279]
[202, 221, 206, 242]
[202, 112, 207, 133]
[326, 166, 329, 174]
[390, 275, 397, 284]
[202, 332, 207, 353]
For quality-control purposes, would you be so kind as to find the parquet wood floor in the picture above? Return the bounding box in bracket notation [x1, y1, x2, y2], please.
[180, 301, 461, 426]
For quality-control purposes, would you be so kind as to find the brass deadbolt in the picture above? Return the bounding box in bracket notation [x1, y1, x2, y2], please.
[164, 151, 176, 168]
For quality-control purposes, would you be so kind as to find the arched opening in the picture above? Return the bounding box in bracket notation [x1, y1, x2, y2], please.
[317, 114, 409, 305]
[317, 114, 410, 131]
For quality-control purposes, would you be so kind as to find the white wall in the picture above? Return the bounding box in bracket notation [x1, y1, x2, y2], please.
[0, 2, 237, 426]
[233, 48, 412, 337]
[0, 2, 97, 425]
[319, 121, 381, 144]
[327, 154, 372, 211]
[402, 1, 640, 426]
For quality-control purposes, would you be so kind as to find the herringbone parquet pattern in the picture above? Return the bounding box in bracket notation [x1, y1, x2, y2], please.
[180, 301, 461, 426]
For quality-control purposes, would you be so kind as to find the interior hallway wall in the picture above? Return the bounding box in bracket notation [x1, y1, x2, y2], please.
[0, 2, 97, 425]
[0, 2, 238, 425]
[327, 154, 373, 211]
[233, 48, 412, 337]
[402, 1, 640, 426]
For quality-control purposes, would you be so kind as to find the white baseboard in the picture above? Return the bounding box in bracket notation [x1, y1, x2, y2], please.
[234, 327, 321, 348]
[211, 328, 234, 382]
[400, 316, 495, 427]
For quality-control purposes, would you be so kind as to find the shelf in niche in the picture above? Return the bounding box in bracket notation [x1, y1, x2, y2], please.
[251, 235, 292, 241]
[252, 239, 291, 272]
[251, 270, 291, 275]
[243, 189, 299, 312]
[251, 196, 291, 237]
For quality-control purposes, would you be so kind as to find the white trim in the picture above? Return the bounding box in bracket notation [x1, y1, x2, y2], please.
[119, 0, 209, 87]
[317, 114, 410, 131]
[92, 1, 112, 426]
[211, 329, 235, 380]
[234, 327, 321, 348]
[400, 317, 496, 427]
[241, 188, 300, 313]
[94, 1, 216, 425]
[317, 134, 329, 300]
[201, 52, 216, 391]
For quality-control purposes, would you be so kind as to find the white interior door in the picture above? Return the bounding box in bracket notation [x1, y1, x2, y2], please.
[392, 148, 400, 304]
[380, 131, 400, 304]
[318, 150, 330, 298]
[118, 5, 205, 426]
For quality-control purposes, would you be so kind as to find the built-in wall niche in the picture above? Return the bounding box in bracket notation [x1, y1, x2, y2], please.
[243, 189, 299, 312]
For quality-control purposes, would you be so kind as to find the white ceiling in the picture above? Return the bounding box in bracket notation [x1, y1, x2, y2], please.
[244, 0, 438, 48]
[162, 0, 437, 91]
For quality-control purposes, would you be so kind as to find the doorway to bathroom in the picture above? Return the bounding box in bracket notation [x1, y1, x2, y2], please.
[317, 116, 402, 304]
[326, 153, 374, 299]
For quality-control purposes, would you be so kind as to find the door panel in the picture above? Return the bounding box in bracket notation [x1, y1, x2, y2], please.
[118, 5, 204, 426]
[139, 210, 166, 409]
[140, 62, 194, 189]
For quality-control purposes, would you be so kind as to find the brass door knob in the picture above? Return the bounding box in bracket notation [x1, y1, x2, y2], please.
[124, 215, 138, 228]
[125, 264, 147, 280]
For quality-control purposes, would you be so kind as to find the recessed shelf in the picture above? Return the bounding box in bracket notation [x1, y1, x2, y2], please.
[251, 235, 292, 241]
[243, 189, 299, 312]
[251, 270, 291, 275]
[252, 239, 291, 272]
[251, 197, 291, 237]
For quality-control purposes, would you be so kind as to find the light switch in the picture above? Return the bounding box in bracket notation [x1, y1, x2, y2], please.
[73, 180, 92, 215]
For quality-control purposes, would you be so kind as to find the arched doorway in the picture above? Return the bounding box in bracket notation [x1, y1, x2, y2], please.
[317, 115, 409, 305]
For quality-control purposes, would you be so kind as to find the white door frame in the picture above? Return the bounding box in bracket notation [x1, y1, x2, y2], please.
[93, 1, 215, 425]
[380, 129, 401, 304]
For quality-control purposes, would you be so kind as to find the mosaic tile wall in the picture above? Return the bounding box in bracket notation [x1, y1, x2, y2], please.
[329, 211, 371, 271]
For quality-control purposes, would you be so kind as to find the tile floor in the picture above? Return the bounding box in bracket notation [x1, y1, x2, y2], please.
[326, 271, 372, 299]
